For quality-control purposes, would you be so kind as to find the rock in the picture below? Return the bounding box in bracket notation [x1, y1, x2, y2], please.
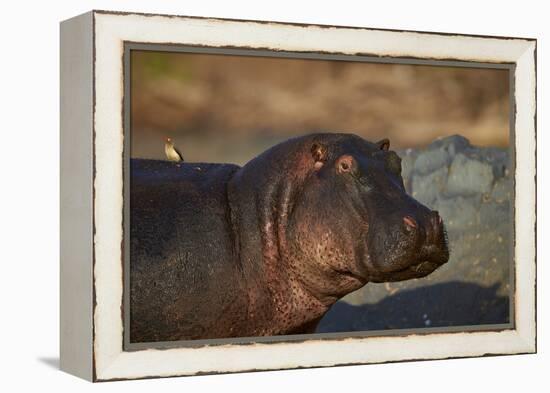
[413, 148, 450, 176]
[434, 195, 480, 229]
[412, 134, 471, 176]
[491, 177, 512, 203]
[411, 166, 448, 207]
[469, 146, 510, 179]
[431, 134, 471, 154]
[480, 200, 511, 230]
[398, 149, 418, 193]
[446, 153, 494, 196]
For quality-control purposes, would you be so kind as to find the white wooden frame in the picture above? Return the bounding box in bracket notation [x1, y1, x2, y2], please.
[60, 10, 536, 382]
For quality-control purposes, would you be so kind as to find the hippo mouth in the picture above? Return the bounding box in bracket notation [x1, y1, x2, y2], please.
[363, 252, 448, 283]
[392, 234, 450, 279]
[371, 255, 446, 283]
[387, 259, 444, 281]
[364, 224, 449, 283]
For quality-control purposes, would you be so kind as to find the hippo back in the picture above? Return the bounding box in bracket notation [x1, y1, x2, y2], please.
[129, 159, 246, 342]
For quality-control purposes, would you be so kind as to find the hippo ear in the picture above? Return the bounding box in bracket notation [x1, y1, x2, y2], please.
[376, 138, 390, 151]
[311, 143, 328, 169]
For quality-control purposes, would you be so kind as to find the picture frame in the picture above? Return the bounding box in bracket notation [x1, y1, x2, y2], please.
[60, 10, 536, 381]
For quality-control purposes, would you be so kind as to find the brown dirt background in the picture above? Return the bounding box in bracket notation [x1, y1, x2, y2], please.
[130, 50, 510, 165]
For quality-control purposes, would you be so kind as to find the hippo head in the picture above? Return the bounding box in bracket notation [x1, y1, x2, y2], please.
[291, 134, 449, 286]
[229, 133, 449, 304]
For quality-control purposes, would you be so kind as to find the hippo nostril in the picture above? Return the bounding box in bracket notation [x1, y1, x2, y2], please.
[403, 215, 417, 231]
[428, 211, 443, 242]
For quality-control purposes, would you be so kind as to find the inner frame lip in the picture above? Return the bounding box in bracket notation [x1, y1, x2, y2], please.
[121, 41, 516, 352]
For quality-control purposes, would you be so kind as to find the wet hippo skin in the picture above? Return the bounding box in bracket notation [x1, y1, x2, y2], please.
[130, 133, 449, 343]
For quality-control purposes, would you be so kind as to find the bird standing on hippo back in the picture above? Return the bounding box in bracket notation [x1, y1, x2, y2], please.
[129, 133, 450, 343]
[164, 137, 184, 162]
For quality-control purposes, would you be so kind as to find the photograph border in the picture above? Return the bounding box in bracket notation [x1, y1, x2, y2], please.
[60, 10, 536, 382]
[122, 43, 517, 352]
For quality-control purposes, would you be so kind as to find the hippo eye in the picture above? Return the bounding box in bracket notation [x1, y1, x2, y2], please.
[336, 155, 355, 174]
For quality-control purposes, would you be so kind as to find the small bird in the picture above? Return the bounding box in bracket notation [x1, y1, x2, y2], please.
[164, 137, 184, 162]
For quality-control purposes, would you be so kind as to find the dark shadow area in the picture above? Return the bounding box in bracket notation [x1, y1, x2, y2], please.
[37, 357, 59, 370]
[316, 281, 509, 333]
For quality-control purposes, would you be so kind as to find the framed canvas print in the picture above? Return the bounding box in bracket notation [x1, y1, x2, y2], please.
[60, 10, 537, 381]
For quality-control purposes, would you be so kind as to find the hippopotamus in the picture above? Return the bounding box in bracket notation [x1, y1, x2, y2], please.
[129, 133, 449, 343]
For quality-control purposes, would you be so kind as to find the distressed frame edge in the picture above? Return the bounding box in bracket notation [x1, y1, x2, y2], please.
[90, 11, 537, 381]
[91, 8, 537, 42]
[59, 11, 95, 381]
[512, 40, 537, 353]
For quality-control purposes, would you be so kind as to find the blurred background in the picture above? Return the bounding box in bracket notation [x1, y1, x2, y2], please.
[130, 50, 510, 164]
[130, 49, 512, 332]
